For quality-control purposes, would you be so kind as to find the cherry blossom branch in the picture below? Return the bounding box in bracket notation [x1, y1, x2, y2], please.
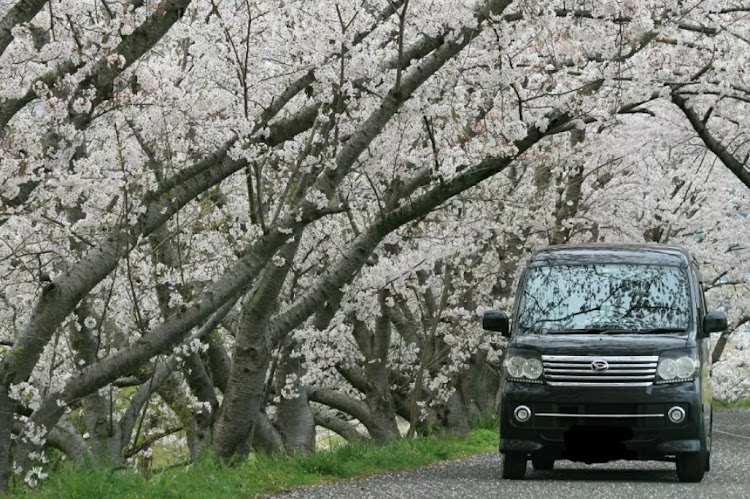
[207, 10, 524, 448]
[712, 315, 750, 364]
[502, 8, 720, 36]
[0, 0, 194, 133]
[11, 416, 92, 465]
[312, 409, 367, 444]
[0, 100, 319, 392]
[0, 0, 49, 58]
[15, 193, 349, 464]
[268, 110, 571, 345]
[321, 0, 515, 196]
[124, 426, 183, 459]
[672, 93, 750, 191]
[15, 292, 238, 467]
[307, 387, 372, 428]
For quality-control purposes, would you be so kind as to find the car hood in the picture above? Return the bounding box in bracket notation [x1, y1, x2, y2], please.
[510, 333, 691, 356]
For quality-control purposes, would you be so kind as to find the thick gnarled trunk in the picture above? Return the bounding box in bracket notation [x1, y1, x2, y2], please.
[275, 351, 315, 454]
[213, 238, 301, 461]
[351, 293, 401, 443]
[213, 336, 272, 461]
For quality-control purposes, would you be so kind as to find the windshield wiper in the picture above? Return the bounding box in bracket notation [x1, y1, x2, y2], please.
[551, 327, 687, 335]
[549, 328, 630, 334]
[526, 326, 687, 335]
[635, 327, 687, 334]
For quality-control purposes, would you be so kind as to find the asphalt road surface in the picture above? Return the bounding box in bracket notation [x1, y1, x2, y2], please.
[278, 408, 750, 499]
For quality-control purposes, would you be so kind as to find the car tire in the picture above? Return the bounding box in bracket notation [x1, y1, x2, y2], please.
[531, 455, 554, 471]
[676, 452, 706, 483]
[502, 452, 527, 480]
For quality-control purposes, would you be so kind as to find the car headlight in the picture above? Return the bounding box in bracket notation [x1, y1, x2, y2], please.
[504, 351, 543, 382]
[655, 350, 698, 384]
[523, 358, 543, 379]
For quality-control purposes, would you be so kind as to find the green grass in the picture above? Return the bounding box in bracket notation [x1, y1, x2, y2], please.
[20, 428, 498, 498]
[713, 397, 750, 409]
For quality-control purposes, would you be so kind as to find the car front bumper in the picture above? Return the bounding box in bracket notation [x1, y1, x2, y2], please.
[499, 379, 703, 462]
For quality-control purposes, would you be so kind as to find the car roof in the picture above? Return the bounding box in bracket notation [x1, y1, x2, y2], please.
[528, 243, 693, 268]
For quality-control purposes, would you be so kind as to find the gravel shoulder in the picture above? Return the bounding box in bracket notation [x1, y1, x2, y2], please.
[276, 408, 750, 499]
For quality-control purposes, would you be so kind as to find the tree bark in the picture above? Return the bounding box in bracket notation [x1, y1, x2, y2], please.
[0, 391, 15, 494]
[154, 372, 212, 462]
[213, 237, 301, 461]
[350, 291, 401, 443]
[672, 93, 750, 191]
[549, 129, 586, 245]
[313, 409, 367, 445]
[206, 333, 231, 393]
[82, 389, 124, 466]
[45, 418, 92, 466]
[0, 0, 49, 59]
[250, 412, 284, 455]
[1, 0, 195, 132]
[712, 316, 750, 364]
[275, 351, 316, 453]
[307, 388, 374, 432]
[149, 218, 218, 461]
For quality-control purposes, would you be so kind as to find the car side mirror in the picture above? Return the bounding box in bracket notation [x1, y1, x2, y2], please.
[703, 310, 728, 335]
[483, 310, 510, 338]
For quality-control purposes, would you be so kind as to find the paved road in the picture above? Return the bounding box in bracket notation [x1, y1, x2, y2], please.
[278, 408, 750, 499]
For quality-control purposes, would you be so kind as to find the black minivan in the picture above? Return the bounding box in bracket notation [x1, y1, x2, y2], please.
[483, 244, 728, 482]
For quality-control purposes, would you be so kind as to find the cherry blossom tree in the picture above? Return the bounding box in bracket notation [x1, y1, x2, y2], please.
[1, 0, 749, 491]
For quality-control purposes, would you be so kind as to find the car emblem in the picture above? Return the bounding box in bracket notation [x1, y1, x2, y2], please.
[591, 360, 609, 372]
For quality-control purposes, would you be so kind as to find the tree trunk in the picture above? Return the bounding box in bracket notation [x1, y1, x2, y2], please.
[443, 390, 471, 436]
[251, 412, 284, 454]
[206, 333, 231, 393]
[0, 0, 50, 58]
[182, 353, 217, 460]
[458, 351, 489, 424]
[213, 230, 302, 462]
[0, 391, 15, 494]
[81, 390, 124, 466]
[275, 351, 316, 454]
[213, 337, 272, 461]
[70, 302, 124, 465]
[349, 290, 401, 443]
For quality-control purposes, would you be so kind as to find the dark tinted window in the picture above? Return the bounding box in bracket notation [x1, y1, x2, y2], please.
[517, 264, 691, 334]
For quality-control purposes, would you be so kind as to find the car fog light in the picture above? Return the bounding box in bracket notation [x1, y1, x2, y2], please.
[668, 406, 686, 423]
[514, 405, 532, 423]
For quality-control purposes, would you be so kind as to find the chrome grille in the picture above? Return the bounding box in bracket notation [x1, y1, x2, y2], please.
[542, 355, 658, 387]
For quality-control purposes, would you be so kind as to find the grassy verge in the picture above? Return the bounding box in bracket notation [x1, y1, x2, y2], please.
[20, 428, 498, 498]
[713, 398, 750, 409]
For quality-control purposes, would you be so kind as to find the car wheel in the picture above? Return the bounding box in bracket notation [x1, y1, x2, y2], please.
[676, 452, 706, 483]
[502, 452, 527, 480]
[531, 455, 554, 471]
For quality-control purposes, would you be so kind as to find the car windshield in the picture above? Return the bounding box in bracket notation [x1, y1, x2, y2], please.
[516, 263, 691, 334]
